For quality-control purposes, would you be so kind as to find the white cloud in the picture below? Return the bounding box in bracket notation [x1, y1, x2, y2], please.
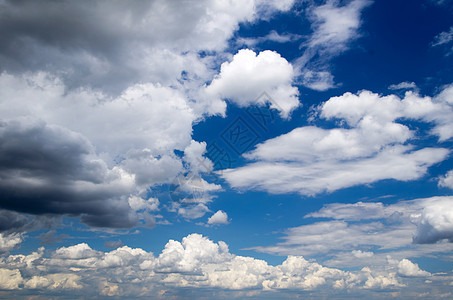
[251, 197, 453, 265]
[412, 197, 453, 244]
[221, 89, 453, 196]
[183, 140, 214, 174]
[432, 26, 453, 49]
[53, 243, 101, 260]
[2, 233, 437, 297]
[207, 210, 230, 225]
[295, 0, 372, 90]
[397, 259, 431, 277]
[222, 145, 448, 196]
[389, 81, 418, 91]
[0, 233, 23, 253]
[0, 268, 23, 290]
[237, 30, 302, 47]
[205, 49, 300, 118]
[128, 196, 159, 212]
[307, 202, 387, 221]
[439, 170, 453, 189]
[177, 203, 211, 220]
[306, 0, 372, 52]
[352, 250, 374, 258]
[362, 268, 403, 289]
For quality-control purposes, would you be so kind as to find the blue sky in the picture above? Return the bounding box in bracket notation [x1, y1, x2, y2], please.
[0, 0, 453, 298]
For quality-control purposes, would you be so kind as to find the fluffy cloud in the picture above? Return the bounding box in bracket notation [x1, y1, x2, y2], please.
[207, 210, 230, 225]
[221, 89, 452, 196]
[397, 259, 430, 277]
[439, 170, 453, 189]
[2, 233, 439, 297]
[0, 233, 23, 253]
[412, 197, 453, 244]
[205, 49, 300, 118]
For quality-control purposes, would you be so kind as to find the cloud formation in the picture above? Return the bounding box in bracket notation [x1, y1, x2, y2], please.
[295, 0, 372, 90]
[251, 197, 453, 269]
[207, 210, 230, 225]
[0, 233, 439, 298]
[205, 49, 300, 118]
[221, 88, 452, 195]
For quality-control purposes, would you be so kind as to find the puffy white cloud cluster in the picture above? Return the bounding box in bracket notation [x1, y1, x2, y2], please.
[412, 197, 453, 244]
[222, 88, 453, 195]
[205, 49, 300, 118]
[0, 233, 23, 253]
[439, 170, 453, 189]
[207, 210, 230, 225]
[0, 233, 436, 297]
[397, 259, 431, 277]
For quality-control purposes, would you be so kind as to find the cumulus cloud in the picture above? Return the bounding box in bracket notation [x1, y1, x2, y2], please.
[205, 49, 300, 118]
[0, 233, 428, 297]
[412, 197, 453, 244]
[207, 210, 230, 225]
[0, 233, 23, 253]
[397, 259, 431, 277]
[438, 170, 453, 189]
[221, 89, 452, 196]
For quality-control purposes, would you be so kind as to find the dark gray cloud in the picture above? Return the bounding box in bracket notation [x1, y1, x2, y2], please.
[0, 209, 60, 234]
[0, 0, 256, 93]
[0, 119, 138, 228]
[104, 240, 124, 249]
[39, 230, 69, 245]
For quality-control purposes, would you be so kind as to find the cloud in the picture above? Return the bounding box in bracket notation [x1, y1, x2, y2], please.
[248, 196, 452, 276]
[207, 210, 230, 225]
[221, 88, 452, 196]
[104, 240, 124, 249]
[177, 204, 211, 220]
[237, 30, 302, 47]
[388, 81, 418, 91]
[0, 119, 145, 228]
[295, 0, 372, 90]
[307, 202, 387, 221]
[438, 170, 453, 189]
[432, 26, 453, 54]
[397, 259, 430, 277]
[412, 197, 453, 244]
[0, 233, 23, 253]
[0, 0, 276, 93]
[39, 230, 69, 246]
[251, 197, 453, 264]
[1, 233, 436, 297]
[205, 49, 300, 118]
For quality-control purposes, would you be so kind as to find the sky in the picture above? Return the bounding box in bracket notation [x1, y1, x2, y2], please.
[0, 0, 453, 298]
